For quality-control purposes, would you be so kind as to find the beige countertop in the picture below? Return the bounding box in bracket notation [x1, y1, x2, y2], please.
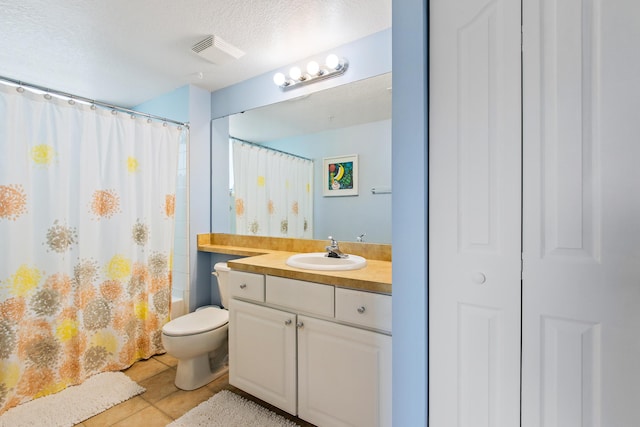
[198, 233, 392, 294]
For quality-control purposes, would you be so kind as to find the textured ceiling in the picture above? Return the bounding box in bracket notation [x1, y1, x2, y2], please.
[0, 0, 391, 107]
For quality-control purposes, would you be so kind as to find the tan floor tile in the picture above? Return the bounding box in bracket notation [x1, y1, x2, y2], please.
[138, 368, 179, 403]
[82, 396, 150, 427]
[205, 372, 232, 394]
[123, 358, 168, 383]
[153, 353, 178, 368]
[111, 405, 172, 427]
[153, 386, 215, 419]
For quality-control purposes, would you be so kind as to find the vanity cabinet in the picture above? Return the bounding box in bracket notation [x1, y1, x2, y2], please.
[228, 271, 392, 427]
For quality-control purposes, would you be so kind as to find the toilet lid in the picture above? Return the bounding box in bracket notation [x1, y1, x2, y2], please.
[162, 307, 229, 336]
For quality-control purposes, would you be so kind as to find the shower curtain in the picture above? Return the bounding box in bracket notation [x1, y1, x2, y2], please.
[0, 84, 182, 414]
[232, 140, 313, 239]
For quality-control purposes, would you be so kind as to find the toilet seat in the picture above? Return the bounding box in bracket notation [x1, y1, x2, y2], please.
[162, 307, 229, 337]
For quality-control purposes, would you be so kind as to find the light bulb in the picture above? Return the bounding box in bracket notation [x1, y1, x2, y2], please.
[289, 66, 302, 81]
[306, 61, 320, 76]
[326, 54, 340, 70]
[273, 72, 286, 86]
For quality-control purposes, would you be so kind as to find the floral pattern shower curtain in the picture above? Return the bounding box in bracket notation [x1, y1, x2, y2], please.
[0, 85, 182, 414]
[232, 140, 313, 238]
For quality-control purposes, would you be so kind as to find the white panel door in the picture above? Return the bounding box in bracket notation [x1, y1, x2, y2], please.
[429, 0, 522, 426]
[522, 1, 640, 426]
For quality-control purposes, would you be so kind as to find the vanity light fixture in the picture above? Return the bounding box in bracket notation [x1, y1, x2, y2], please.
[273, 54, 348, 90]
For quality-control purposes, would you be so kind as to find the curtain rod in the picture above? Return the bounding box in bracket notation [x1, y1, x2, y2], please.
[230, 136, 313, 162]
[0, 75, 189, 128]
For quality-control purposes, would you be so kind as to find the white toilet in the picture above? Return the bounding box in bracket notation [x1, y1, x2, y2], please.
[161, 262, 231, 390]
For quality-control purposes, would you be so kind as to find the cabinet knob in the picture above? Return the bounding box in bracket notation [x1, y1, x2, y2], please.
[357, 306, 366, 314]
[239, 283, 247, 289]
[284, 319, 292, 325]
[296, 321, 304, 329]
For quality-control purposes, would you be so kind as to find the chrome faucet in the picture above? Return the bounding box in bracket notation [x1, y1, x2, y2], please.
[325, 236, 348, 258]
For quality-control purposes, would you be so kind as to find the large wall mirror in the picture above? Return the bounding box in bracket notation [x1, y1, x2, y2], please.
[221, 72, 391, 244]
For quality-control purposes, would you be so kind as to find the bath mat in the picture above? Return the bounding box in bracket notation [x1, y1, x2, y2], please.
[168, 389, 300, 427]
[0, 372, 145, 427]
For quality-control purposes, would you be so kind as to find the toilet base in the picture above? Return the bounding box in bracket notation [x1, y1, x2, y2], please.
[175, 353, 227, 390]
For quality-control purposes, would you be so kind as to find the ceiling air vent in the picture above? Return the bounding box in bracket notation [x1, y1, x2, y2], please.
[191, 35, 245, 65]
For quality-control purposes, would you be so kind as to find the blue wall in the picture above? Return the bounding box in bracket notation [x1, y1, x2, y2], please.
[134, 85, 190, 123]
[187, 86, 215, 310]
[211, 29, 392, 119]
[392, 0, 428, 424]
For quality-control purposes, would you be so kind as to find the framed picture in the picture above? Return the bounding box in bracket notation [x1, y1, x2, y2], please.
[323, 154, 358, 196]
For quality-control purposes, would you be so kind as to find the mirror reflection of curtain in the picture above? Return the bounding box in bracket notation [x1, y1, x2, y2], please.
[232, 140, 313, 239]
[0, 85, 182, 414]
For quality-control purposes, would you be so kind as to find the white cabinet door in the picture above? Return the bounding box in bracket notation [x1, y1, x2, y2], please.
[429, 0, 522, 426]
[522, 0, 640, 425]
[229, 299, 297, 414]
[297, 315, 392, 427]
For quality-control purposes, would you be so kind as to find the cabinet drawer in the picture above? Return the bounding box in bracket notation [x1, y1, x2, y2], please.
[266, 276, 334, 317]
[229, 271, 265, 302]
[335, 288, 392, 333]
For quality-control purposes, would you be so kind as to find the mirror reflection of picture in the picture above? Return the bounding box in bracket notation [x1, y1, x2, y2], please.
[323, 154, 358, 196]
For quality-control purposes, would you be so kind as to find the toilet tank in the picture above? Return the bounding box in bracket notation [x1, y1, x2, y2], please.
[214, 262, 231, 309]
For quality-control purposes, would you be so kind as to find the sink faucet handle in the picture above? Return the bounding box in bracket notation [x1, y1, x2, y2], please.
[325, 236, 347, 259]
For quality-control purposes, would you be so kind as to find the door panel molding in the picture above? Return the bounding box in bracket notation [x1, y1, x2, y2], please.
[539, 0, 602, 262]
[540, 316, 602, 427]
[457, 1, 500, 253]
[458, 304, 503, 426]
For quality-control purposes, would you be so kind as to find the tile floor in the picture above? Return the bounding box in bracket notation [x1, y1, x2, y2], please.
[75, 354, 315, 427]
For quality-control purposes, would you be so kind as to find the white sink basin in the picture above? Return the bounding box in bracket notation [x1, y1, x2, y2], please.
[286, 252, 367, 271]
